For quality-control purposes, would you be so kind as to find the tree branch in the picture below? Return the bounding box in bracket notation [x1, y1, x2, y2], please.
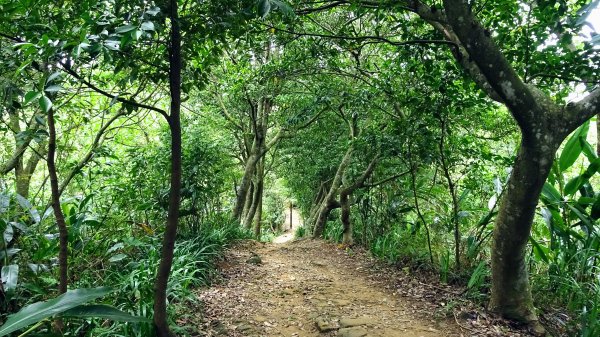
[441, 0, 543, 130]
[567, 87, 600, 129]
[60, 65, 170, 120]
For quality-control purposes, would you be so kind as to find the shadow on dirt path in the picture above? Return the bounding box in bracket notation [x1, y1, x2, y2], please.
[196, 239, 464, 336]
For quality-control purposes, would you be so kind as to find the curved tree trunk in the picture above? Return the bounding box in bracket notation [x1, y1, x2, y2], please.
[488, 136, 558, 333]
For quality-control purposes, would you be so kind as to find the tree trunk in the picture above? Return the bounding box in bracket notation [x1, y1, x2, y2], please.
[312, 200, 338, 238]
[340, 192, 352, 245]
[253, 159, 265, 238]
[153, 0, 182, 335]
[312, 146, 354, 238]
[15, 141, 45, 199]
[244, 177, 261, 229]
[437, 115, 461, 270]
[241, 183, 254, 222]
[489, 139, 557, 332]
[233, 149, 260, 220]
[47, 107, 69, 296]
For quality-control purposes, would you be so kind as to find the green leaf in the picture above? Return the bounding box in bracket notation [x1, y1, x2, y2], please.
[132, 30, 143, 41]
[24, 91, 41, 105]
[39, 96, 52, 113]
[564, 176, 583, 195]
[559, 121, 589, 171]
[541, 182, 562, 203]
[1, 265, 18, 293]
[580, 138, 597, 161]
[108, 254, 126, 263]
[563, 158, 600, 196]
[529, 237, 549, 263]
[46, 72, 61, 83]
[115, 25, 136, 34]
[44, 85, 62, 93]
[0, 287, 113, 337]
[34, 115, 46, 126]
[73, 43, 90, 58]
[146, 7, 160, 16]
[258, 0, 271, 18]
[272, 0, 295, 17]
[60, 304, 150, 322]
[140, 21, 154, 31]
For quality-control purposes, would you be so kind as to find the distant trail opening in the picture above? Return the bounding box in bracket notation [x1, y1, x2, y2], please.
[273, 207, 302, 244]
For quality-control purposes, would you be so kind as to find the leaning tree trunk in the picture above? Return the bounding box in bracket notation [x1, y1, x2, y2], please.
[312, 200, 339, 238]
[489, 136, 558, 332]
[153, 0, 182, 335]
[241, 183, 254, 222]
[233, 148, 261, 220]
[312, 146, 354, 237]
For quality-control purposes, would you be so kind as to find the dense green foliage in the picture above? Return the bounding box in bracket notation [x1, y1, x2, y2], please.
[1, 0, 600, 336]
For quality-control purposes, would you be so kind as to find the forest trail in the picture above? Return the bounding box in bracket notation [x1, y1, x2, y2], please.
[196, 239, 463, 337]
[274, 208, 303, 244]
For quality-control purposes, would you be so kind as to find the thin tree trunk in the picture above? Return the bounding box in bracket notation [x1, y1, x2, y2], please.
[47, 107, 68, 295]
[340, 192, 352, 245]
[153, 0, 182, 335]
[437, 116, 460, 271]
[253, 159, 265, 238]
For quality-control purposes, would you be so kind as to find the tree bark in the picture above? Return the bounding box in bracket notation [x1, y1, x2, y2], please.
[489, 138, 557, 329]
[311, 146, 353, 237]
[244, 179, 261, 229]
[233, 147, 261, 220]
[340, 191, 352, 245]
[241, 182, 254, 222]
[253, 158, 265, 238]
[47, 107, 68, 295]
[153, 0, 182, 335]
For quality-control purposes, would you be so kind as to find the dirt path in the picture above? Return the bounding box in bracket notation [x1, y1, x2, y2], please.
[274, 208, 303, 244]
[196, 239, 463, 337]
